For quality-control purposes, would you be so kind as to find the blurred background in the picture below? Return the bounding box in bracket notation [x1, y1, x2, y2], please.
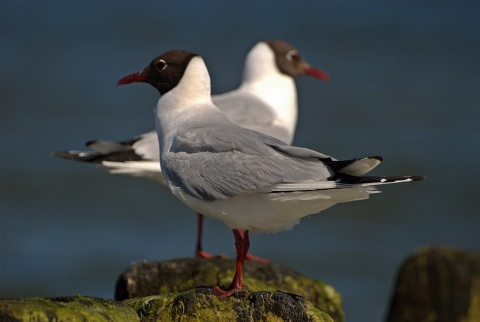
[1, 1, 479, 321]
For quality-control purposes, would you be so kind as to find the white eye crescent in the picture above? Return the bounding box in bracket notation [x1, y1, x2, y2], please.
[156, 59, 168, 70]
[286, 50, 299, 62]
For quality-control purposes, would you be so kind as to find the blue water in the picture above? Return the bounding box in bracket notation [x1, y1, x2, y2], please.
[1, 1, 479, 321]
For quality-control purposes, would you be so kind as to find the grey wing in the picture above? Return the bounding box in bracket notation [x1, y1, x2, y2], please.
[267, 144, 335, 161]
[213, 91, 277, 127]
[164, 125, 334, 201]
[213, 91, 290, 143]
[171, 119, 287, 155]
[268, 145, 383, 175]
[163, 151, 286, 201]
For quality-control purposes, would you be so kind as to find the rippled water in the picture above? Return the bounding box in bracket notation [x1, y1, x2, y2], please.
[1, 2, 479, 321]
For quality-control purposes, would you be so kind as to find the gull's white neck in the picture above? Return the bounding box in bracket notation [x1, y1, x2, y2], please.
[155, 57, 213, 153]
[240, 42, 298, 138]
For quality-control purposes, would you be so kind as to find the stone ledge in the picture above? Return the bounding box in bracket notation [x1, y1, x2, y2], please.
[386, 246, 480, 322]
[125, 288, 333, 322]
[115, 257, 343, 321]
[0, 295, 139, 322]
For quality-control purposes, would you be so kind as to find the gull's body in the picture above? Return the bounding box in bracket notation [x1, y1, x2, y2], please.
[117, 49, 425, 297]
[57, 41, 329, 182]
[55, 40, 329, 258]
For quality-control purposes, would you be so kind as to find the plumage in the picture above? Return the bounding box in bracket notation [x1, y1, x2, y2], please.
[116, 49, 425, 297]
[54, 40, 330, 259]
[54, 40, 329, 178]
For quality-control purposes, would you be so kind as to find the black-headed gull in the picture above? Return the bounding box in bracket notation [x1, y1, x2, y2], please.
[55, 40, 329, 260]
[116, 49, 425, 298]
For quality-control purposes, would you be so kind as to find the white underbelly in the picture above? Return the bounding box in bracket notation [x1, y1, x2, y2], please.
[170, 187, 375, 233]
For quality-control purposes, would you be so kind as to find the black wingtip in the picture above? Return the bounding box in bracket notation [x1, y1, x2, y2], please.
[410, 175, 427, 181]
[53, 150, 75, 160]
[53, 150, 104, 163]
[336, 174, 426, 184]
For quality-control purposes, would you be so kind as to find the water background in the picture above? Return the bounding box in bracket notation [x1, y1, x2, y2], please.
[1, 1, 479, 321]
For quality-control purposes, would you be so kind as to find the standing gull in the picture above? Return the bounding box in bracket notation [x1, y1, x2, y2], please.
[55, 40, 329, 259]
[116, 49, 426, 298]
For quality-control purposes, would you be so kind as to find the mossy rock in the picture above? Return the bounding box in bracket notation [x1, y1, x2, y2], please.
[125, 288, 333, 322]
[0, 295, 139, 322]
[116, 258, 343, 321]
[386, 246, 480, 322]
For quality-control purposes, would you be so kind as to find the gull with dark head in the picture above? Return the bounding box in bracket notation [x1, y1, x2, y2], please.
[54, 40, 329, 259]
[117, 49, 425, 298]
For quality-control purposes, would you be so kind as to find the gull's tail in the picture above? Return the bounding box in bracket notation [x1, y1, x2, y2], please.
[53, 131, 164, 183]
[336, 173, 426, 186]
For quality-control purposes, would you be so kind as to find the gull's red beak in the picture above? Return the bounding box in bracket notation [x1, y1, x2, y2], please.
[117, 71, 148, 85]
[304, 66, 330, 81]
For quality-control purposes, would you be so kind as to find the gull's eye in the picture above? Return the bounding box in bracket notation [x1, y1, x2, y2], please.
[155, 59, 168, 71]
[286, 50, 299, 62]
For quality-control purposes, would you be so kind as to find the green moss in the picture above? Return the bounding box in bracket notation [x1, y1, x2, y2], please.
[125, 289, 335, 322]
[387, 246, 480, 322]
[192, 262, 343, 320]
[305, 301, 335, 322]
[467, 276, 480, 322]
[119, 258, 344, 321]
[262, 312, 281, 322]
[0, 295, 139, 322]
[126, 292, 239, 321]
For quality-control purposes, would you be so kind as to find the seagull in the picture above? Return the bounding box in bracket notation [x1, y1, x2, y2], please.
[54, 40, 329, 260]
[116, 49, 426, 298]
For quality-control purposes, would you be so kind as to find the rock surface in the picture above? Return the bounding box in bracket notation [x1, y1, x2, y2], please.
[0, 291, 335, 322]
[115, 257, 343, 321]
[0, 258, 342, 321]
[126, 288, 334, 322]
[386, 247, 480, 322]
[0, 295, 139, 322]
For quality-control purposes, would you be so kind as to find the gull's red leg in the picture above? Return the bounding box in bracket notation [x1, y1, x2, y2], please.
[234, 229, 269, 263]
[195, 217, 265, 262]
[195, 214, 227, 259]
[213, 229, 249, 298]
[195, 213, 227, 259]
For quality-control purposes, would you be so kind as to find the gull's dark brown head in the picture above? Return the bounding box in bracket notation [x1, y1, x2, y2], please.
[265, 40, 329, 81]
[117, 50, 199, 95]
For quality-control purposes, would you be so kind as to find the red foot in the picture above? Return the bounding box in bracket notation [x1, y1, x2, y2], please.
[195, 213, 227, 259]
[213, 284, 243, 299]
[245, 253, 269, 264]
[213, 229, 250, 299]
[195, 249, 227, 260]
